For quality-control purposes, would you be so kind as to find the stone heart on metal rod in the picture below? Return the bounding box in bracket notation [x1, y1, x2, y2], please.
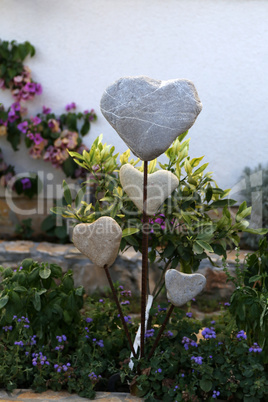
[72, 217, 122, 268]
[119, 163, 179, 215]
[165, 269, 206, 306]
[100, 76, 202, 161]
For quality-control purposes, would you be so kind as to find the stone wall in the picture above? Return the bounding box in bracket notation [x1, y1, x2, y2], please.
[0, 240, 250, 300]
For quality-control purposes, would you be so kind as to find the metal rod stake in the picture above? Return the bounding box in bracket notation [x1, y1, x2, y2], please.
[140, 161, 149, 359]
[103, 265, 137, 359]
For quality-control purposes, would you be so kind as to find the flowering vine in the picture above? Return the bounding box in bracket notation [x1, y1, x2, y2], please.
[0, 39, 97, 196]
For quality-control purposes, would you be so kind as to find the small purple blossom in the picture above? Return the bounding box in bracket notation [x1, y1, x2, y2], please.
[42, 106, 51, 114]
[14, 340, 24, 347]
[17, 121, 28, 133]
[249, 343, 262, 353]
[236, 330, 247, 341]
[21, 177, 32, 190]
[124, 315, 132, 324]
[186, 312, 193, 318]
[86, 317, 93, 323]
[191, 356, 203, 365]
[31, 116, 42, 126]
[202, 327, 216, 339]
[99, 299, 104, 303]
[182, 336, 198, 350]
[65, 102, 76, 111]
[2, 325, 13, 332]
[212, 390, 220, 398]
[145, 328, 155, 338]
[121, 300, 130, 305]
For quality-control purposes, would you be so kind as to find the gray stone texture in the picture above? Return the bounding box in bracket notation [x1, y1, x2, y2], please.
[100, 76, 202, 161]
[165, 269, 206, 307]
[119, 163, 179, 215]
[72, 217, 122, 268]
[0, 240, 242, 299]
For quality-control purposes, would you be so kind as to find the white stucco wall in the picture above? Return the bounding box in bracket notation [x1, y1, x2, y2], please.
[1, 0, 268, 197]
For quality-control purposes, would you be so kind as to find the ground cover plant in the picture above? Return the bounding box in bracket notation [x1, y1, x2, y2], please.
[0, 257, 268, 401]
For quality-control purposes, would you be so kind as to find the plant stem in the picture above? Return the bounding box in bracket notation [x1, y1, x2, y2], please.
[152, 259, 170, 298]
[140, 161, 149, 359]
[147, 304, 175, 360]
[103, 265, 137, 358]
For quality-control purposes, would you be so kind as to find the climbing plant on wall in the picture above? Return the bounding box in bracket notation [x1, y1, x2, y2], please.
[0, 39, 97, 197]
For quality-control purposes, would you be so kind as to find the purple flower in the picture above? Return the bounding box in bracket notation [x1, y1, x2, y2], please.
[35, 83, 42, 95]
[21, 178, 32, 190]
[121, 300, 130, 305]
[33, 133, 43, 145]
[42, 106, 51, 114]
[166, 330, 173, 337]
[14, 340, 24, 347]
[236, 330, 247, 341]
[224, 302, 230, 307]
[212, 390, 220, 398]
[158, 305, 167, 312]
[17, 121, 28, 133]
[191, 356, 203, 365]
[65, 102, 76, 111]
[201, 327, 216, 339]
[2, 325, 13, 332]
[182, 336, 198, 350]
[31, 116, 42, 126]
[249, 343, 262, 353]
[86, 317, 93, 323]
[186, 312, 193, 318]
[145, 329, 155, 338]
[124, 315, 132, 324]
[99, 299, 104, 303]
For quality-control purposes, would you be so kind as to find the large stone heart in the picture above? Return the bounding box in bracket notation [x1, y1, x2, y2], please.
[72, 217, 122, 268]
[119, 163, 179, 215]
[165, 269, 206, 306]
[100, 76, 202, 161]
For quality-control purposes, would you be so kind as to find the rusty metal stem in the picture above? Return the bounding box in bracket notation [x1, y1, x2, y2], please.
[103, 265, 137, 359]
[140, 161, 149, 359]
[147, 304, 175, 360]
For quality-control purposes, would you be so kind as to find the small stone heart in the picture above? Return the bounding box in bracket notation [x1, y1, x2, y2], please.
[72, 217, 122, 268]
[100, 76, 202, 161]
[165, 269, 206, 306]
[119, 163, 179, 215]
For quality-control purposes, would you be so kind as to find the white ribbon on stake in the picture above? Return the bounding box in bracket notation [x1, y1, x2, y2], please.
[129, 294, 154, 370]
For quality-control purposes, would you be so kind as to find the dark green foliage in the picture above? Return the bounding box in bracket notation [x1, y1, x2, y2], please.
[226, 238, 268, 363]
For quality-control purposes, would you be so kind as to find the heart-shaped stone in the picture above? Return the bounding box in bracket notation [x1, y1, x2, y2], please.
[165, 269, 206, 306]
[72, 217, 122, 268]
[100, 76, 202, 161]
[119, 163, 179, 215]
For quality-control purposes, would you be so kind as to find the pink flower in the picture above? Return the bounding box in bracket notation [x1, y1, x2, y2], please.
[35, 83, 42, 95]
[29, 140, 47, 159]
[17, 121, 29, 134]
[0, 78, 5, 88]
[54, 130, 78, 150]
[33, 133, 43, 145]
[48, 119, 60, 133]
[65, 102, 76, 111]
[27, 132, 35, 141]
[31, 116, 42, 126]
[42, 106, 51, 114]
[13, 76, 23, 84]
[43, 145, 68, 168]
